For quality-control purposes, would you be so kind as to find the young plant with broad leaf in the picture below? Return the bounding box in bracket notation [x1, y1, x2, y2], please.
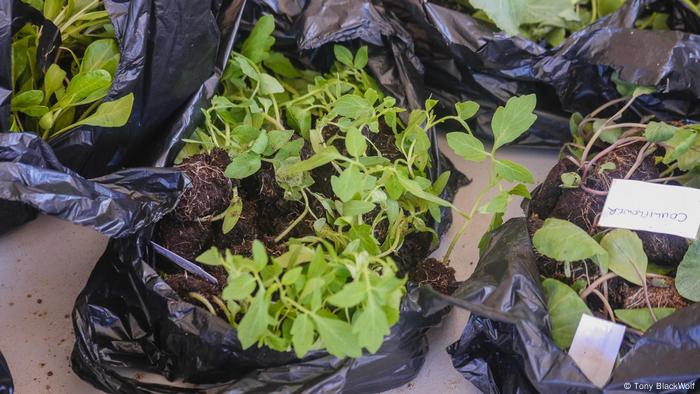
[11, 0, 133, 139]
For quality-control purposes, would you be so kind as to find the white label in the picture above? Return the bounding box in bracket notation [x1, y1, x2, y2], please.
[598, 179, 700, 239]
[568, 314, 626, 388]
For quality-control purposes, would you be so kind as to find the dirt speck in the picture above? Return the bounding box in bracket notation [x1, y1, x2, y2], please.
[36, 298, 43, 304]
[26, 294, 32, 298]
[47, 371, 53, 377]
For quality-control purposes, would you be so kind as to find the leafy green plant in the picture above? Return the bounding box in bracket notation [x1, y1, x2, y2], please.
[532, 93, 699, 347]
[446, 0, 698, 47]
[171, 14, 541, 359]
[11, 0, 133, 139]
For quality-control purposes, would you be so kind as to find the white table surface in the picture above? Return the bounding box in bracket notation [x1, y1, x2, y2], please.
[0, 135, 559, 393]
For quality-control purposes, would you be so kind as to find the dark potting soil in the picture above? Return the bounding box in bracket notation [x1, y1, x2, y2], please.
[527, 142, 691, 312]
[410, 258, 458, 295]
[173, 150, 233, 222]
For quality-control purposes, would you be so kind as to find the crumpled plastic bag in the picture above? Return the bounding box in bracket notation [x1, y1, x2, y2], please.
[384, 0, 700, 146]
[0, 0, 230, 234]
[442, 218, 700, 393]
[0, 351, 12, 394]
[0, 133, 185, 237]
[70, 0, 467, 392]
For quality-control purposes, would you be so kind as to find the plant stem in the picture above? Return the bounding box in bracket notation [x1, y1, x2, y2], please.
[188, 292, 217, 316]
[580, 272, 618, 299]
[591, 288, 616, 322]
[274, 189, 310, 243]
[580, 96, 638, 166]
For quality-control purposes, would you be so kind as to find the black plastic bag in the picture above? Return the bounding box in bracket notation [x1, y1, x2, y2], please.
[0, 132, 186, 237]
[384, 0, 700, 146]
[70, 0, 466, 392]
[443, 218, 700, 393]
[0, 351, 12, 394]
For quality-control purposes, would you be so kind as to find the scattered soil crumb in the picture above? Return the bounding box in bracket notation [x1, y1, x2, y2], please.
[134, 372, 144, 381]
[39, 363, 45, 368]
[47, 371, 53, 377]
[26, 294, 31, 298]
[63, 314, 69, 319]
[8, 302, 13, 306]
[36, 299, 42, 304]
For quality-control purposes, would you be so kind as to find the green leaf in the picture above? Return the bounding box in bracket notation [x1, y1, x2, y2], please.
[495, 159, 535, 183]
[290, 314, 316, 358]
[264, 130, 294, 156]
[43, 64, 66, 103]
[237, 290, 270, 349]
[593, 119, 622, 144]
[69, 93, 134, 128]
[225, 151, 262, 179]
[241, 15, 275, 63]
[644, 121, 678, 142]
[43, 0, 62, 20]
[353, 46, 369, 69]
[11, 90, 48, 116]
[222, 273, 257, 301]
[286, 106, 311, 137]
[431, 171, 451, 195]
[353, 301, 390, 353]
[508, 183, 531, 198]
[263, 52, 300, 78]
[479, 192, 509, 214]
[675, 240, 700, 302]
[252, 240, 268, 270]
[312, 315, 361, 358]
[222, 195, 243, 234]
[614, 308, 675, 332]
[343, 200, 375, 216]
[327, 281, 366, 308]
[542, 278, 592, 349]
[59, 69, 112, 107]
[334, 45, 354, 67]
[560, 172, 581, 188]
[396, 173, 451, 207]
[331, 95, 373, 119]
[281, 267, 303, 285]
[80, 39, 120, 76]
[280, 147, 344, 175]
[331, 165, 362, 202]
[446, 132, 487, 162]
[196, 247, 222, 266]
[600, 229, 647, 286]
[345, 127, 367, 157]
[491, 94, 537, 150]
[259, 73, 284, 94]
[533, 218, 607, 264]
[455, 101, 479, 120]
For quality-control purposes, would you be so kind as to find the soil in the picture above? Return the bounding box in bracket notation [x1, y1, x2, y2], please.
[527, 142, 692, 318]
[173, 150, 233, 222]
[410, 258, 458, 295]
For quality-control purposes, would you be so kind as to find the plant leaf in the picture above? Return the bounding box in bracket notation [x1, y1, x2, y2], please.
[80, 39, 120, 76]
[600, 229, 647, 286]
[237, 290, 270, 349]
[327, 281, 366, 308]
[533, 218, 607, 264]
[225, 151, 262, 179]
[542, 278, 591, 349]
[70, 93, 134, 128]
[222, 273, 257, 301]
[644, 121, 678, 142]
[241, 15, 275, 63]
[334, 45, 354, 67]
[59, 69, 112, 107]
[312, 315, 361, 358]
[446, 132, 487, 162]
[614, 308, 675, 332]
[331, 165, 362, 202]
[675, 240, 700, 302]
[345, 126, 367, 157]
[491, 94, 537, 150]
[259, 73, 284, 94]
[331, 95, 373, 120]
[455, 101, 479, 120]
[495, 159, 535, 183]
[353, 46, 368, 69]
[396, 173, 450, 207]
[353, 300, 390, 353]
[290, 314, 316, 358]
